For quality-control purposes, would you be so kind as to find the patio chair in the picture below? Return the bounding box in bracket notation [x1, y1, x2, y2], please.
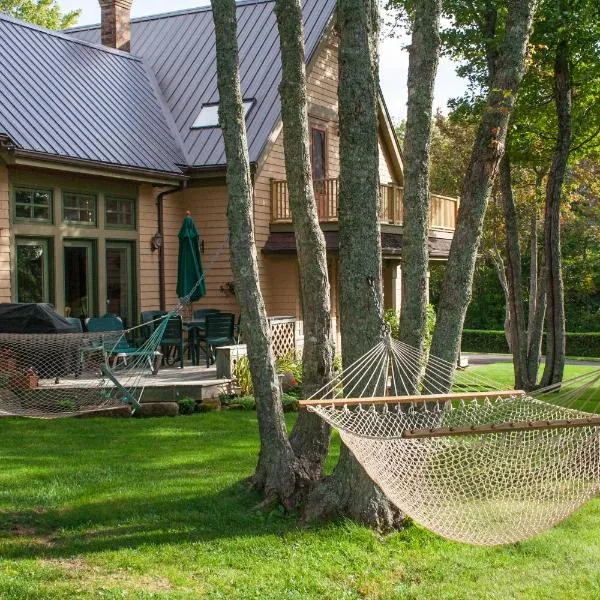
[197, 312, 235, 367]
[140, 310, 167, 343]
[85, 316, 161, 375]
[160, 314, 185, 369]
[192, 308, 221, 321]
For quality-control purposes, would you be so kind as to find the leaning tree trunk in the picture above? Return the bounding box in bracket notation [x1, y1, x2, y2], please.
[304, 0, 403, 531]
[399, 0, 442, 391]
[541, 35, 570, 388]
[274, 0, 334, 481]
[425, 0, 537, 391]
[211, 0, 299, 507]
[499, 152, 532, 390]
[526, 204, 546, 384]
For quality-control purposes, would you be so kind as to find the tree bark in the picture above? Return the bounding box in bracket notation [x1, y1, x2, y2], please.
[526, 196, 546, 384]
[211, 0, 298, 506]
[274, 0, 334, 479]
[425, 0, 537, 391]
[399, 0, 442, 388]
[499, 152, 532, 389]
[304, 0, 403, 530]
[541, 34, 570, 388]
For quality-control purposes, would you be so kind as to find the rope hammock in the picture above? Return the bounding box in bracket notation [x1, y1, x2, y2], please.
[0, 313, 174, 418]
[0, 236, 230, 419]
[301, 337, 600, 546]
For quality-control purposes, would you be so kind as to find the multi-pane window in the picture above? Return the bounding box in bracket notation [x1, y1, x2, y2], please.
[14, 188, 52, 222]
[105, 197, 135, 228]
[15, 238, 50, 303]
[63, 192, 97, 225]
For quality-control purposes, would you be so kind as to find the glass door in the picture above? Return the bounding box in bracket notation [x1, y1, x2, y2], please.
[64, 240, 95, 319]
[106, 241, 135, 328]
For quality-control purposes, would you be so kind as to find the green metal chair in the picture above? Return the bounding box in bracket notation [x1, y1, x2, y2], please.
[197, 312, 235, 368]
[85, 316, 161, 375]
[160, 315, 185, 369]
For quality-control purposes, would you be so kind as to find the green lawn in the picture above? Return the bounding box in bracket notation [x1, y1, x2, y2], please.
[0, 363, 599, 599]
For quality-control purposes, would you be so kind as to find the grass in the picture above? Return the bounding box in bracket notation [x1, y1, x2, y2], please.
[0, 363, 598, 599]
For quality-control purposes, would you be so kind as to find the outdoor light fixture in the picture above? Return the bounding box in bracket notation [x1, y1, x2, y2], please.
[151, 231, 163, 252]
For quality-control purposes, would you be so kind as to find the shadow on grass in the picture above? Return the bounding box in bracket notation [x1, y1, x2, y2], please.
[0, 480, 314, 561]
[0, 414, 331, 561]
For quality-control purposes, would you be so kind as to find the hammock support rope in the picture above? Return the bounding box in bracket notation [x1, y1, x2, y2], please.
[302, 334, 600, 546]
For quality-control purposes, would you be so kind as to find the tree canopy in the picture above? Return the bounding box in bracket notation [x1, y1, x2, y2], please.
[1, 0, 80, 29]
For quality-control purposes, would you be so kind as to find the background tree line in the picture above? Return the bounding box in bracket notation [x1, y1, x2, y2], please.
[399, 113, 600, 335]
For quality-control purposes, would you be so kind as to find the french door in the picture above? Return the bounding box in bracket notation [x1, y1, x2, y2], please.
[63, 240, 95, 319]
[105, 241, 135, 328]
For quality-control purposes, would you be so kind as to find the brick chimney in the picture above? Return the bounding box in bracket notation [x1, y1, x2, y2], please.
[99, 0, 132, 52]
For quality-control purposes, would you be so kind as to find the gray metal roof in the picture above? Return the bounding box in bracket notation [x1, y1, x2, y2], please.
[0, 14, 187, 175]
[67, 0, 336, 168]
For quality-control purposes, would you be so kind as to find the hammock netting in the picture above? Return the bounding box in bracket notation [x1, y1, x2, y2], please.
[0, 314, 173, 418]
[304, 337, 600, 546]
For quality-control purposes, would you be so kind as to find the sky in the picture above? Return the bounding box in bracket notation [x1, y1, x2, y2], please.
[58, 0, 468, 123]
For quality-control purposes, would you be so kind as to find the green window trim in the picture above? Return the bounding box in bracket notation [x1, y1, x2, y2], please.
[105, 196, 136, 230]
[15, 237, 53, 303]
[62, 192, 97, 226]
[13, 187, 53, 224]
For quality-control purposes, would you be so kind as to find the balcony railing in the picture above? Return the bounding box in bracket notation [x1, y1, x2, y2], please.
[270, 178, 458, 230]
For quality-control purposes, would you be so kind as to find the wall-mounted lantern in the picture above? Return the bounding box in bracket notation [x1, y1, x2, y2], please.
[151, 231, 163, 252]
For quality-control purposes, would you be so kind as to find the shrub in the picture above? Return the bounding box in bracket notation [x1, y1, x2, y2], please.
[384, 304, 437, 353]
[276, 352, 302, 384]
[232, 355, 253, 396]
[56, 398, 76, 412]
[461, 330, 600, 358]
[281, 393, 299, 412]
[178, 397, 195, 415]
[461, 330, 509, 354]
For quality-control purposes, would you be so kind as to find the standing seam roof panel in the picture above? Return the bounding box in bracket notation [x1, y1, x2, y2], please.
[0, 15, 186, 173]
[66, 0, 337, 169]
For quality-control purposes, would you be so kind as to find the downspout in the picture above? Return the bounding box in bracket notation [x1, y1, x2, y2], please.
[156, 183, 185, 311]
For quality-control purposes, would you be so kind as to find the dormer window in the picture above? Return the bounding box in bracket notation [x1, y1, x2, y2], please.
[192, 100, 255, 129]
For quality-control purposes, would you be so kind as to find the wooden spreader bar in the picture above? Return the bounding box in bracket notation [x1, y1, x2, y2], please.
[402, 416, 600, 439]
[299, 390, 525, 408]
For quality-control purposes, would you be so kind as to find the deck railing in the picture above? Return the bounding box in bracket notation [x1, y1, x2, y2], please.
[270, 178, 458, 230]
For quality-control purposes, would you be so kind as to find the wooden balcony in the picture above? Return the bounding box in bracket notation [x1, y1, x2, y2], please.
[270, 178, 458, 230]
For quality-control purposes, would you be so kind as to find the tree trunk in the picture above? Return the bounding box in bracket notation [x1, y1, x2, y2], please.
[211, 0, 299, 507]
[304, 0, 403, 530]
[488, 247, 512, 350]
[274, 0, 334, 480]
[399, 0, 442, 390]
[425, 0, 537, 391]
[499, 152, 532, 389]
[541, 35, 570, 388]
[526, 195, 546, 384]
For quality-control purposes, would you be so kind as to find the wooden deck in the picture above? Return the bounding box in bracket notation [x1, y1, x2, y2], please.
[39, 363, 231, 402]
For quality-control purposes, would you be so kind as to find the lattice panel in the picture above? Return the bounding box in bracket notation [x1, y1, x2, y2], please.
[269, 317, 296, 359]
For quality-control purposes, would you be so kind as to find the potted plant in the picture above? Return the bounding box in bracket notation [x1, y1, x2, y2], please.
[11, 367, 39, 390]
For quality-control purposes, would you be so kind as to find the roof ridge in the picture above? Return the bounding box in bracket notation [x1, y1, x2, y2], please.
[67, 0, 275, 32]
[0, 12, 141, 61]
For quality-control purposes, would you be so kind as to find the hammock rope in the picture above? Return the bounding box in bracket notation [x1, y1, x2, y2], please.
[302, 282, 600, 545]
[0, 235, 230, 419]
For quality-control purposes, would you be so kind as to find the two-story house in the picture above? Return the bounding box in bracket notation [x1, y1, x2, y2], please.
[0, 0, 456, 348]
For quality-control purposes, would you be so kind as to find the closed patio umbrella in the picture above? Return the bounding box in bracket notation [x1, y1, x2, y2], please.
[176, 212, 206, 302]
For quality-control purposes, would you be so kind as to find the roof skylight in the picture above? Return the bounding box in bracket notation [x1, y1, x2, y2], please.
[192, 100, 255, 129]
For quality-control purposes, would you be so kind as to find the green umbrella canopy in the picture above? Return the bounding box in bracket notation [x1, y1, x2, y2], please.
[176, 212, 206, 302]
